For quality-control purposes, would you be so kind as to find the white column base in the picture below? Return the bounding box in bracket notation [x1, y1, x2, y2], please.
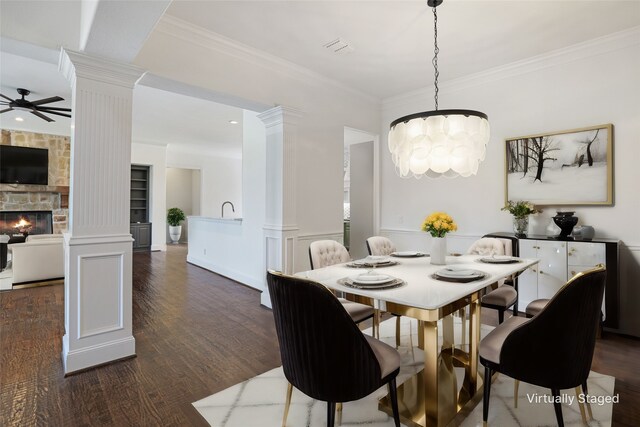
[62, 233, 134, 374]
[62, 335, 135, 374]
[262, 225, 299, 309]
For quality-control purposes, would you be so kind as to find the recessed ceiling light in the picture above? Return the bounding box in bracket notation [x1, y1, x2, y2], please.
[229, 120, 238, 125]
[15, 117, 24, 122]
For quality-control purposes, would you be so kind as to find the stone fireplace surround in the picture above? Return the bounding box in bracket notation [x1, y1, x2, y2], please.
[0, 130, 69, 234]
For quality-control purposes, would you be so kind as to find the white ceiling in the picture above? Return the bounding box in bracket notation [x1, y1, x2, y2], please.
[132, 85, 243, 157]
[0, 47, 244, 156]
[1, 0, 639, 145]
[164, 0, 640, 99]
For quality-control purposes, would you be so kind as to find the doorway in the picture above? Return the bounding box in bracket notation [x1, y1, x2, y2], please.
[344, 127, 379, 259]
[166, 167, 201, 243]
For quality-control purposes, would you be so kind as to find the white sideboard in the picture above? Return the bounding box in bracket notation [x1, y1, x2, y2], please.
[517, 237, 618, 327]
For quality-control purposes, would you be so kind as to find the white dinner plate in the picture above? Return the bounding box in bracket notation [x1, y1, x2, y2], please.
[391, 251, 424, 257]
[365, 255, 390, 264]
[435, 268, 482, 279]
[479, 256, 520, 264]
[352, 273, 394, 285]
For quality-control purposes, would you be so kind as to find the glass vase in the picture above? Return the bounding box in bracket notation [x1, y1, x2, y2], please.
[513, 216, 529, 236]
[430, 236, 447, 265]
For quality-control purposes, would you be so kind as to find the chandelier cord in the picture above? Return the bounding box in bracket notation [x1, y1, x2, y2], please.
[432, 6, 439, 111]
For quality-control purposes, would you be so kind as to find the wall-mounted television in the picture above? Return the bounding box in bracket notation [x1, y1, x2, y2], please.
[0, 145, 49, 185]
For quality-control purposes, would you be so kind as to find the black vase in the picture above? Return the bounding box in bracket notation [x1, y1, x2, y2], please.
[553, 212, 578, 238]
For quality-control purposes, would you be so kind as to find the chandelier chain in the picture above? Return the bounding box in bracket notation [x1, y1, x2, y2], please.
[432, 6, 439, 111]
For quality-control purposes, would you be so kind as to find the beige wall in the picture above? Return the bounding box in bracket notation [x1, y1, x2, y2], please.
[0, 129, 70, 234]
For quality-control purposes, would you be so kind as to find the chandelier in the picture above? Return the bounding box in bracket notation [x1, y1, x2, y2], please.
[388, 0, 490, 178]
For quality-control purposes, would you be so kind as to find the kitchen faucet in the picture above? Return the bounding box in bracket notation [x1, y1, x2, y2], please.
[221, 201, 235, 218]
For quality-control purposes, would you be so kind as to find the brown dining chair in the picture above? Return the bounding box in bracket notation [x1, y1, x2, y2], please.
[366, 236, 405, 347]
[308, 240, 375, 326]
[479, 265, 606, 426]
[267, 270, 401, 427]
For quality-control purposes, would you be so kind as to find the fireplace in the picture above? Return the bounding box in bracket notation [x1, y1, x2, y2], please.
[0, 211, 53, 239]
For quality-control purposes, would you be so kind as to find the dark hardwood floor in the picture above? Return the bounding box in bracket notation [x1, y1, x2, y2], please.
[1, 245, 281, 426]
[1, 245, 639, 426]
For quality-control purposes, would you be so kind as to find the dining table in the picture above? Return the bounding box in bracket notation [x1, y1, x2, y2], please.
[298, 253, 539, 427]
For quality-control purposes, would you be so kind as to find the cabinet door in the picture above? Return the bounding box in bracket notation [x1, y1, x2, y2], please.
[568, 242, 605, 267]
[137, 224, 151, 249]
[130, 226, 139, 249]
[517, 240, 539, 309]
[537, 240, 567, 299]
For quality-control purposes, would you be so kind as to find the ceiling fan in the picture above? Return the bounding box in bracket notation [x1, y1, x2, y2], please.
[0, 88, 72, 122]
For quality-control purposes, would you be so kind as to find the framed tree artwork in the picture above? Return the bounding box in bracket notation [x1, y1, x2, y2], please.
[505, 124, 613, 205]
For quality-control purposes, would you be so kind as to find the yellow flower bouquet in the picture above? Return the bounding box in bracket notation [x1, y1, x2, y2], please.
[421, 212, 457, 238]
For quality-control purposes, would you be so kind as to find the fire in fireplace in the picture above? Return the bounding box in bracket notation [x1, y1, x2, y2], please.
[13, 217, 32, 235]
[0, 211, 53, 236]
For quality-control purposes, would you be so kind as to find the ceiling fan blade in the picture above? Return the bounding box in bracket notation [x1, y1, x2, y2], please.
[30, 110, 54, 122]
[37, 109, 71, 118]
[30, 96, 64, 106]
[0, 107, 14, 114]
[36, 106, 72, 112]
[0, 93, 14, 102]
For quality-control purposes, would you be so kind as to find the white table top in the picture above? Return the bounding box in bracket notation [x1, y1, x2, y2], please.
[298, 255, 538, 311]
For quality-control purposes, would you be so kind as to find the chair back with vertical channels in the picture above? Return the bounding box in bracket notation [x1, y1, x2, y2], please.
[498, 266, 606, 389]
[266, 271, 388, 403]
[309, 240, 350, 270]
[366, 236, 396, 256]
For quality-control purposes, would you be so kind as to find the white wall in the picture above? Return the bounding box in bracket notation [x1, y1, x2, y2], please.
[166, 167, 194, 242]
[131, 142, 167, 251]
[380, 31, 640, 336]
[187, 110, 266, 289]
[165, 147, 242, 218]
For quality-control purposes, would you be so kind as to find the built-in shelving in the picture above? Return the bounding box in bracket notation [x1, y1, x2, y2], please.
[130, 165, 151, 251]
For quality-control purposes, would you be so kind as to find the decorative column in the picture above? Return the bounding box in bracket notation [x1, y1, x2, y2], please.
[58, 49, 145, 374]
[258, 106, 302, 308]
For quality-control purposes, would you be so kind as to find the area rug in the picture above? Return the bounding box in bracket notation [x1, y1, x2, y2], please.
[193, 318, 615, 426]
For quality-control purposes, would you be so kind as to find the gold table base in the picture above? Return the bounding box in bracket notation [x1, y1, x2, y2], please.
[374, 293, 485, 427]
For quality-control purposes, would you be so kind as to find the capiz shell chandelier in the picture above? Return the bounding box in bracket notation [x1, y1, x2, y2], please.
[388, 0, 490, 178]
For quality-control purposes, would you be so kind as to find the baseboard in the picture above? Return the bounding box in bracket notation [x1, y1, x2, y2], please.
[62, 335, 136, 375]
[186, 254, 263, 291]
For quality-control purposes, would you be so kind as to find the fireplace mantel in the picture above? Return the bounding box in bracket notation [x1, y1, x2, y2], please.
[0, 185, 69, 208]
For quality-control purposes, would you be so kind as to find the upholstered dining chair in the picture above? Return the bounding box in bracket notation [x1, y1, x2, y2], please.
[467, 236, 519, 323]
[479, 265, 606, 427]
[267, 271, 401, 427]
[308, 240, 375, 326]
[366, 236, 405, 347]
[366, 236, 396, 257]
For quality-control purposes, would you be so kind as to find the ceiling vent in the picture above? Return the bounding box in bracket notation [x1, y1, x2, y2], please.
[324, 38, 354, 55]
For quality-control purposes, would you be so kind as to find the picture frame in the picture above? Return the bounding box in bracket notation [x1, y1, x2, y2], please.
[505, 124, 613, 206]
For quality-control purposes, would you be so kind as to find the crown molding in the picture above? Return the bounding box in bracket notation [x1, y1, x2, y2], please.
[383, 25, 640, 110]
[156, 15, 379, 105]
[257, 105, 304, 128]
[59, 49, 147, 89]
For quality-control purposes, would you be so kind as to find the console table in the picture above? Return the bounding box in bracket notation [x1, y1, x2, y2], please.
[489, 232, 619, 329]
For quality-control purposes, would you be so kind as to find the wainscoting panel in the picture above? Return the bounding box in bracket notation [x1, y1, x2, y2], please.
[78, 253, 124, 339]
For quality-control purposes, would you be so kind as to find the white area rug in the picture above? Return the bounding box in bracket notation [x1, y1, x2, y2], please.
[193, 318, 615, 426]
